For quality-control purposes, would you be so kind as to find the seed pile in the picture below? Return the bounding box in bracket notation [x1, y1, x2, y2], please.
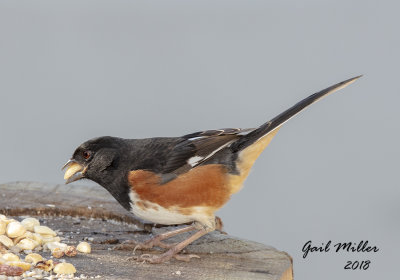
[0, 215, 92, 279]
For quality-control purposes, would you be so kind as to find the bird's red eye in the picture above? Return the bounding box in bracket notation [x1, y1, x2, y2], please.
[83, 151, 91, 160]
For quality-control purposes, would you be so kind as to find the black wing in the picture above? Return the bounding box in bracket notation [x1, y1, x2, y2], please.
[162, 128, 254, 175]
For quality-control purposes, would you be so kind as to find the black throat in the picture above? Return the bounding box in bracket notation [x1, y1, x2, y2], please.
[95, 171, 132, 211]
[105, 181, 132, 211]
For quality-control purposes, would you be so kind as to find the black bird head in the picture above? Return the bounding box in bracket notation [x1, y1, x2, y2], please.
[62, 136, 125, 186]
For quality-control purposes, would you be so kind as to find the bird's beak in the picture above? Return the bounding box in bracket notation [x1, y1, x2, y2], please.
[62, 159, 86, 184]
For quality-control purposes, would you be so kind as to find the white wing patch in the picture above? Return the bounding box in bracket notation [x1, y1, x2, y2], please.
[188, 136, 203, 141]
[187, 156, 204, 166]
[187, 140, 235, 168]
[183, 128, 256, 169]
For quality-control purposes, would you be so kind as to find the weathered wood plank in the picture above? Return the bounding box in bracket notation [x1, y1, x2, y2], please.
[0, 182, 293, 280]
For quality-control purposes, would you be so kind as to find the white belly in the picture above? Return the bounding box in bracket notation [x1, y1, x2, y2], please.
[129, 192, 193, 225]
[129, 192, 214, 227]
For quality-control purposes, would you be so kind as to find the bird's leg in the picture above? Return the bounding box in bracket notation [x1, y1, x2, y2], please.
[133, 227, 212, 263]
[114, 225, 197, 251]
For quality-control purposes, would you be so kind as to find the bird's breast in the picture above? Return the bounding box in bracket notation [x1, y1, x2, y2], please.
[127, 164, 232, 225]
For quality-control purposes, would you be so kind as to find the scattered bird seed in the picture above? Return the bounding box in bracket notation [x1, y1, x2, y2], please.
[0, 215, 90, 278]
[76, 242, 91, 254]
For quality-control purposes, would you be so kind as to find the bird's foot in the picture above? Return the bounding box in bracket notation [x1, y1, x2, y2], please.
[128, 251, 200, 264]
[125, 227, 209, 263]
[114, 237, 177, 251]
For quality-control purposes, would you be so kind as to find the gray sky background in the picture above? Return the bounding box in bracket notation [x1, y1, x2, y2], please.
[1, 1, 399, 279]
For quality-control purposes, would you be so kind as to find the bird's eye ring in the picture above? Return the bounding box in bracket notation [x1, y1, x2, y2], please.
[82, 151, 91, 160]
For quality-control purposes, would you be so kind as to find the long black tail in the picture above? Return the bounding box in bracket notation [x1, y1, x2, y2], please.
[231, 75, 362, 152]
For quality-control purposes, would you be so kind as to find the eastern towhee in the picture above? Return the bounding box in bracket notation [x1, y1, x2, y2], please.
[63, 76, 361, 263]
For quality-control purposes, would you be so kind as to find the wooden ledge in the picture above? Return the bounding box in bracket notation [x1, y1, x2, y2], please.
[0, 182, 293, 280]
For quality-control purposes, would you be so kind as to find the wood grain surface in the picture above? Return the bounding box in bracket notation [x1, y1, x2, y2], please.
[0, 182, 293, 280]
